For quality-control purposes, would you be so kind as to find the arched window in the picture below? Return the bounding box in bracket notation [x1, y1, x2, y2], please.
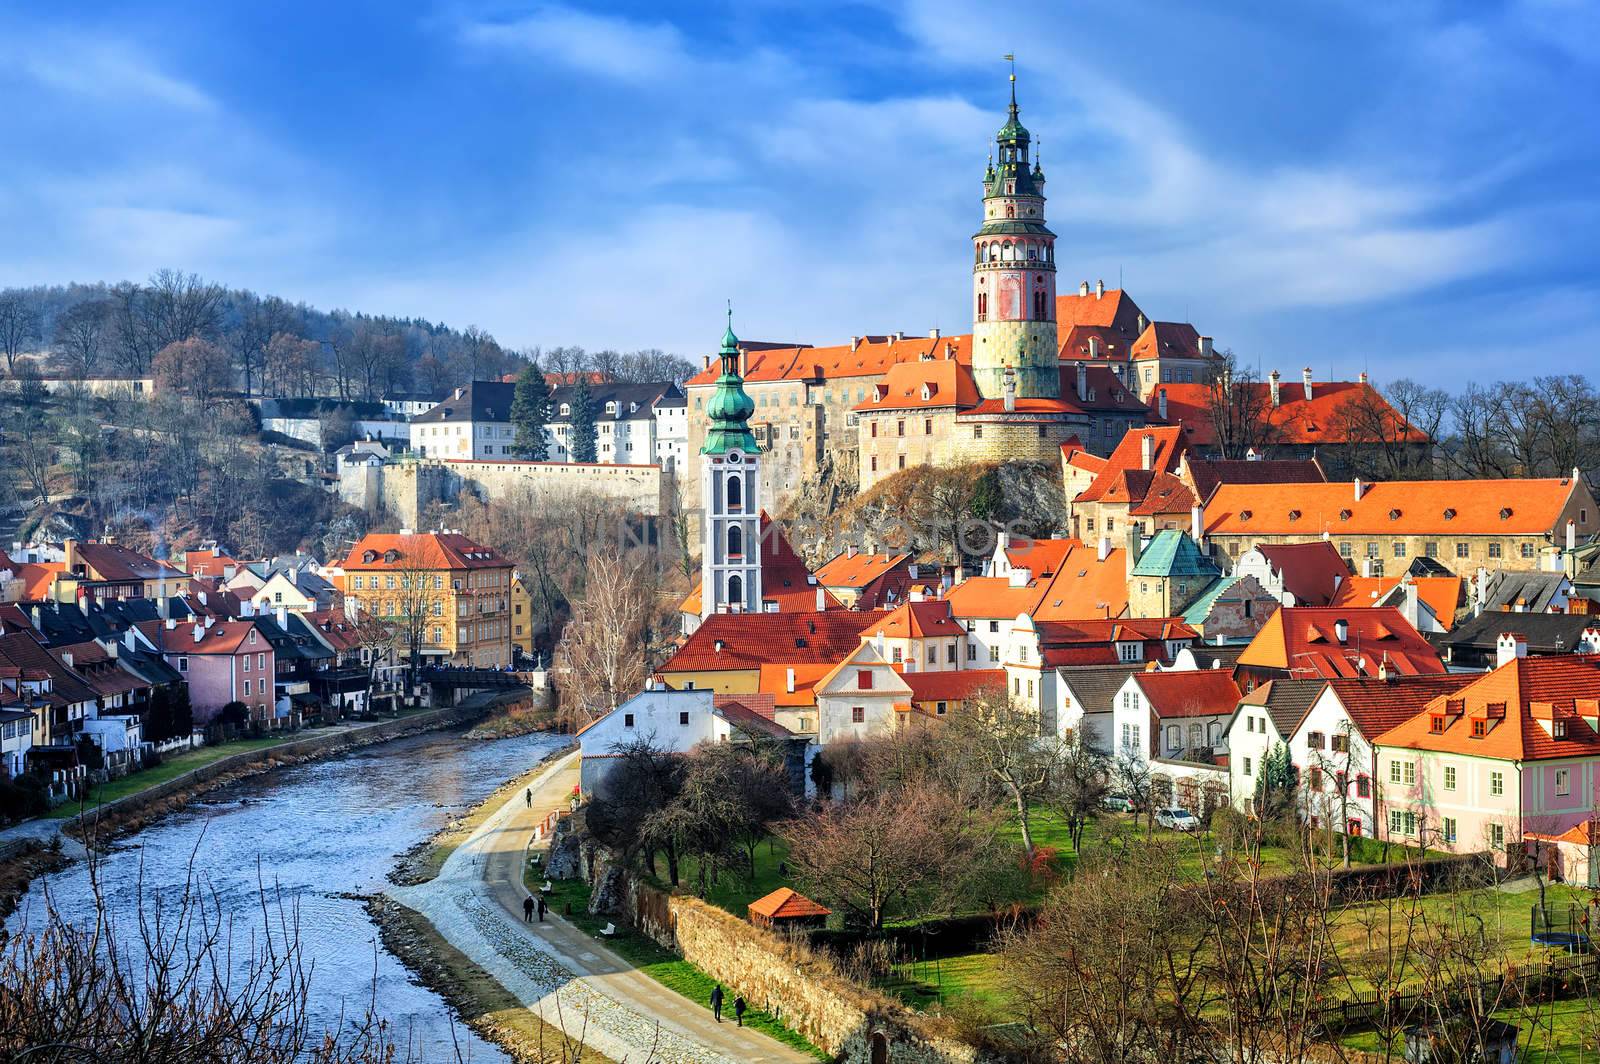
[977, 292, 988, 321]
[1027, 244, 1037, 260]
[727, 573, 743, 604]
[1002, 243, 1014, 262]
[726, 474, 742, 510]
[1006, 203, 1015, 218]
[727, 524, 744, 558]
[987, 244, 998, 263]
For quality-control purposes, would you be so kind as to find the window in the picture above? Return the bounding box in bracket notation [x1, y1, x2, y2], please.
[1490, 770, 1504, 796]
[1520, 542, 1536, 559]
[851, 706, 865, 724]
[973, 425, 983, 439]
[924, 419, 933, 434]
[1490, 823, 1505, 850]
[1166, 725, 1180, 749]
[1243, 756, 1253, 776]
[989, 620, 999, 632]
[1472, 719, 1486, 737]
[1443, 817, 1457, 843]
[897, 455, 906, 470]
[988, 645, 999, 662]
[1117, 643, 1141, 662]
[891, 647, 903, 663]
[1308, 766, 1323, 790]
[1332, 734, 1349, 753]
[1456, 542, 1470, 559]
[1366, 542, 1380, 558]
[1442, 765, 1457, 790]
[857, 670, 873, 690]
[1424, 542, 1438, 558]
[1356, 776, 1370, 798]
[1488, 542, 1502, 560]
[896, 419, 905, 437]
[870, 422, 878, 438]
[258, 653, 265, 670]
[936, 701, 947, 715]
[624, 713, 635, 728]
[243, 655, 252, 672]
[947, 643, 957, 664]
[679, 711, 690, 726]
[1307, 731, 1325, 750]
[1404, 762, 1415, 785]
[1393, 541, 1407, 558]
[1339, 542, 1353, 559]
[1556, 768, 1570, 796]
[967, 643, 977, 661]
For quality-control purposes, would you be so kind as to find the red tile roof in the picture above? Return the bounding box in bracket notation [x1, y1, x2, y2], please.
[902, 669, 1005, 702]
[748, 887, 830, 920]
[813, 551, 912, 591]
[136, 618, 271, 656]
[661, 611, 885, 674]
[71, 542, 187, 583]
[1183, 456, 1327, 504]
[945, 577, 1048, 620]
[1035, 618, 1197, 667]
[1373, 657, 1600, 762]
[1159, 379, 1429, 447]
[1323, 674, 1475, 741]
[1004, 537, 1077, 577]
[1253, 542, 1350, 606]
[756, 663, 834, 707]
[863, 600, 964, 640]
[1205, 478, 1582, 537]
[1237, 607, 1445, 679]
[1133, 669, 1242, 718]
[680, 514, 838, 615]
[1031, 545, 1132, 621]
[340, 532, 511, 572]
[1330, 576, 1463, 631]
[1130, 321, 1202, 362]
[1074, 426, 1187, 504]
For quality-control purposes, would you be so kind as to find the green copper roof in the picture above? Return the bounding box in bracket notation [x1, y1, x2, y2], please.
[1181, 575, 1242, 626]
[701, 309, 758, 456]
[1132, 530, 1223, 579]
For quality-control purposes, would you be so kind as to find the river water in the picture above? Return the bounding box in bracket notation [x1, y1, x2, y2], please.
[8, 727, 569, 1063]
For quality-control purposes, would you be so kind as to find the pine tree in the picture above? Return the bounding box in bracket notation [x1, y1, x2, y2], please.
[510, 363, 551, 460]
[569, 376, 598, 463]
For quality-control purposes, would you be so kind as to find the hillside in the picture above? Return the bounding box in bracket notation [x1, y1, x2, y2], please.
[782, 460, 1066, 568]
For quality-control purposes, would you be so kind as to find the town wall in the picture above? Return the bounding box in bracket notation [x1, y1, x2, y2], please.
[345, 458, 667, 527]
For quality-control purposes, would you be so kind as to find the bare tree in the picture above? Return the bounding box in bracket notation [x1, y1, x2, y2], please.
[947, 684, 1057, 859]
[144, 268, 225, 350]
[0, 291, 41, 375]
[552, 553, 652, 729]
[50, 299, 112, 381]
[152, 337, 234, 405]
[1204, 351, 1281, 459]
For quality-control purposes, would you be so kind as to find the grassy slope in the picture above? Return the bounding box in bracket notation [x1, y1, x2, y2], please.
[48, 737, 292, 819]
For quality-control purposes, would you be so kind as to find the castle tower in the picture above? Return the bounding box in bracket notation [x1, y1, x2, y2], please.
[971, 69, 1058, 400]
[699, 311, 762, 618]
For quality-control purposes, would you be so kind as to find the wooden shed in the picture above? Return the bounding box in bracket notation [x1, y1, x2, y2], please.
[747, 887, 831, 930]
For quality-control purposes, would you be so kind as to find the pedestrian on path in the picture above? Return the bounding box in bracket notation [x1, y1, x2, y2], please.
[536, 895, 547, 923]
[525, 787, 532, 808]
[523, 896, 535, 923]
[733, 996, 746, 1027]
[709, 984, 724, 1023]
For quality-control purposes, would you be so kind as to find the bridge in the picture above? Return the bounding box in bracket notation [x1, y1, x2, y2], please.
[417, 667, 538, 691]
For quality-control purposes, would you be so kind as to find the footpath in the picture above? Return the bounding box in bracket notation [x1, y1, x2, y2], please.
[389, 749, 812, 1064]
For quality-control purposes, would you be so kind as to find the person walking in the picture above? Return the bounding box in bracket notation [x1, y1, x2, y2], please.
[733, 995, 746, 1027]
[523, 896, 535, 923]
[536, 894, 547, 923]
[709, 984, 724, 1023]
[525, 787, 532, 808]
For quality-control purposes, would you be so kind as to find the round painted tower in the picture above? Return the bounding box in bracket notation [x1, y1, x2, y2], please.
[971, 74, 1058, 400]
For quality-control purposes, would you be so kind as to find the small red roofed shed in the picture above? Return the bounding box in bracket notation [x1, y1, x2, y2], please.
[747, 887, 831, 930]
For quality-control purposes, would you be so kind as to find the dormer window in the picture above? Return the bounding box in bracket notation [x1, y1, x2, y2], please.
[560, 404, 571, 416]
[1499, 507, 1513, 520]
[1554, 720, 1568, 738]
[1442, 508, 1457, 520]
[1239, 510, 1253, 521]
[1429, 715, 1445, 733]
[362, 550, 377, 564]
[1471, 718, 1487, 737]
[1287, 509, 1302, 522]
[605, 402, 617, 414]
[1388, 509, 1402, 521]
[1339, 509, 1352, 521]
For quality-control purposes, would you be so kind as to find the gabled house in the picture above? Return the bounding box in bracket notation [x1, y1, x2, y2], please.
[1372, 647, 1600, 859]
[858, 599, 966, 673]
[812, 550, 916, 609]
[1055, 664, 1143, 750]
[250, 567, 335, 613]
[657, 610, 887, 695]
[1475, 569, 1576, 616]
[1234, 606, 1446, 689]
[1110, 668, 1240, 813]
[1329, 573, 1463, 633]
[1226, 679, 1326, 817]
[814, 643, 913, 748]
[135, 617, 278, 727]
[1011, 616, 1198, 718]
[51, 539, 188, 605]
[1178, 574, 1280, 643]
[0, 631, 99, 754]
[1233, 541, 1350, 607]
[1127, 529, 1223, 618]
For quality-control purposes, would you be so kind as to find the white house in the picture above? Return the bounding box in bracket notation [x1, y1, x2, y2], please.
[814, 642, 913, 748]
[1111, 668, 1238, 812]
[0, 708, 34, 777]
[576, 686, 791, 796]
[654, 392, 688, 473]
[1226, 679, 1324, 817]
[1054, 664, 1142, 750]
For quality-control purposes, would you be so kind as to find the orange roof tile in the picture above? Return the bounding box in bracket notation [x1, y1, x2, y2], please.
[748, 887, 830, 920]
[1251, 542, 1350, 606]
[17, 562, 63, 600]
[1032, 545, 1131, 620]
[1330, 576, 1463, 631]
[862, 600, 964, 639]
[1074, 427, 1188, 504]
[661, 611, 886, 674]
[340, 532, 511, 572]
[1373, 656, 1600, 762]
[1004, 537, 1078, 577]
[1323, 674, 1475, 741]
[756, 663, 834, 707]
[1237, 607, 1445, 678]
[903, 669, 1005, 702]
[1205, 478, 1581, 537]
[1133, 670, 1242, 718]
[1159, 380, 1429, 447]
[1130, 321, 1202, 362]
[136, 618, 270, 656]
[687, 335, 973, 388]
[945, 576, 1048, 620]
[813, 551, 913, 591]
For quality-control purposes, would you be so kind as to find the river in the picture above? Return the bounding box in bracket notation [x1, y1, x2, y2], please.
[7, 727, 569, 1062]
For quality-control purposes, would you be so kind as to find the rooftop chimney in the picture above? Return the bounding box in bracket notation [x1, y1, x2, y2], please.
[815, 586, 825, 612]
[1095, 279, 1105, 299]
[929, 328, 941, 339]
[851, 336, 861, 352]
[1497, 631, 1528, 668]
[786, 667, 796, 694]
[1136, 313, 1147, 333]
[738, 348, 748, 377]
[1334, 618, 1349, 644]
[277, 605, 287, 627]
[1358, 371, 1369, 385]
[1141, 432, 1155, 471]
[1191, 504, 1204, 545]
[1076, 362, 1088, 402]
[193, 625, 204, 644]
[1302, 367, 1314, 401]
[1097, 536, 1112, 562]
[164, 617, 177, 631]
[1268, 370, 1281, 408]
[1079, 280, 1090, 297]
[1354, 477, 1366, 502]
[1157, 387, 1168, 421]
[1198, 336, 1213, 358]
[1088, 336, 1101, 358]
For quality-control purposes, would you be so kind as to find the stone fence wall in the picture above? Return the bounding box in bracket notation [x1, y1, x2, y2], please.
[607, 863, 999, 1064]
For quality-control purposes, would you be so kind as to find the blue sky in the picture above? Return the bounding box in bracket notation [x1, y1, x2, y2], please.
[3, 1, 1597, 381]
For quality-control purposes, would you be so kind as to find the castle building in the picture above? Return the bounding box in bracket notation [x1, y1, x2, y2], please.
[699, 314, 764, 619]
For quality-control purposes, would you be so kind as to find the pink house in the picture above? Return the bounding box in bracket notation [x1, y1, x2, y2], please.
[1372, 637, 1600, 861]
[137, 617, 278, 727]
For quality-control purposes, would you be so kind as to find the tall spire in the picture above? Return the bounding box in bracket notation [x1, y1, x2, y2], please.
[702, 305, 757, 455]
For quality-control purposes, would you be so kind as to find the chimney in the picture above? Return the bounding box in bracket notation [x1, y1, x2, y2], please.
[165, 617, 177, 631]
[63, 539, 78, 573]
[1136, 313, 1147, 333]
[1191, 504, 1204, 545]
[909, 587, 925, 602]
[851, 336, 861, 352]
[1334, 618, 1349, 644]
[1125, 525, 1142, 580]
[1079, 280, 1090, 297]
[1354, 477, 1366, 502]
[703, 354, 710, 370]
[846, 543, 857, 559]
[1097, 536, 1112, 562]
[1002, 366, 1017, 412]
[205, 615, 215, 628]
[1088, 336, 1101, 358]
[198, 590, 208, 606]
[1141, 432, 1155, 471]
[1268, 370, 1281, 408]
[929, 328, 940, 339]
[1095, 279, 1104, 299]
[1358, 371, 1369, 385]
[815, 586, 825, 612]
[786, 667, 796, 694]
[1198, 336, 1213, 358]
[1496, 632, 1528, 668]
[1076, 362, 1088, 402]
[61, 652, 72, 668]
[193, 625, 204, 644]
[1302, 367, 1314, 401]
[277, 605, 287, 627]
[738, 348, 748, 377]
[1157, 388, 1168, 421]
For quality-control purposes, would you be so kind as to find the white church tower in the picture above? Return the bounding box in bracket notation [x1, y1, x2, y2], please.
[700, 311, 762, 618]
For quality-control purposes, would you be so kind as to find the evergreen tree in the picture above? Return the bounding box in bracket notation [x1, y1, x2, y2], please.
[509, 363, 551, 460]
[569, 376, 598, 463]
[1255, 741, 1298, 820]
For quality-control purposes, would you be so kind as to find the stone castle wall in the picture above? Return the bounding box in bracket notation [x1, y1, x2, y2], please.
[343, 459, 666, 528]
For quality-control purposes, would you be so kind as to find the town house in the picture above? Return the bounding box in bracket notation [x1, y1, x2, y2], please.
[136, 617, 277, 726]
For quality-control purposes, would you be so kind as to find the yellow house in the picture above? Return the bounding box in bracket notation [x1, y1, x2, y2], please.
[510, 572, 535, 660]
[337, 532, 514, 668]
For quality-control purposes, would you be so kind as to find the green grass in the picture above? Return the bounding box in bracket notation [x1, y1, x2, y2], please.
[1342, 996, 1600, 1062]
[537, 874, 827, 1060]
[49, 737, 293, 819]
[880, 951, 1009, 1013]
[667, 837, 794, 917]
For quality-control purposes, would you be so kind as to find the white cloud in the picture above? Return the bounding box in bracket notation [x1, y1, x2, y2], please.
[20, 36, 215, 112]
[455, 5, 688, 82]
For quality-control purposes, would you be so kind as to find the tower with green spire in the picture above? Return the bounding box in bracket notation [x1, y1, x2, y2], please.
[699, 309, 762, 618]
[971, 62, 1059, 401]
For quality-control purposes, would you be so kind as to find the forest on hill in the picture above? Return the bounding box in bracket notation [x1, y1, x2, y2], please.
[0, 270, 698, 400]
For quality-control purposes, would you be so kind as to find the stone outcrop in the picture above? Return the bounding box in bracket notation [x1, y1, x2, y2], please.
[543, 818, 582, 880]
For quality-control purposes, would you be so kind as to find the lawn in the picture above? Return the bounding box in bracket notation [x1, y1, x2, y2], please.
[879, 951, 1009, 1014]
[536, 873, 827, 1060]
[1341, 996, 1600, 1062]
[666, 836, 794, 917]
[48, 736, 294, 819]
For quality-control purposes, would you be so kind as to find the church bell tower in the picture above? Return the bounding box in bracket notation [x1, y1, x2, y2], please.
[699, 311, 763, 618]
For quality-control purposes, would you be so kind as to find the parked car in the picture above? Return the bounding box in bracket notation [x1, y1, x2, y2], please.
[1103, 794, 1135, 813]
[1155, 807, 1200, 832]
